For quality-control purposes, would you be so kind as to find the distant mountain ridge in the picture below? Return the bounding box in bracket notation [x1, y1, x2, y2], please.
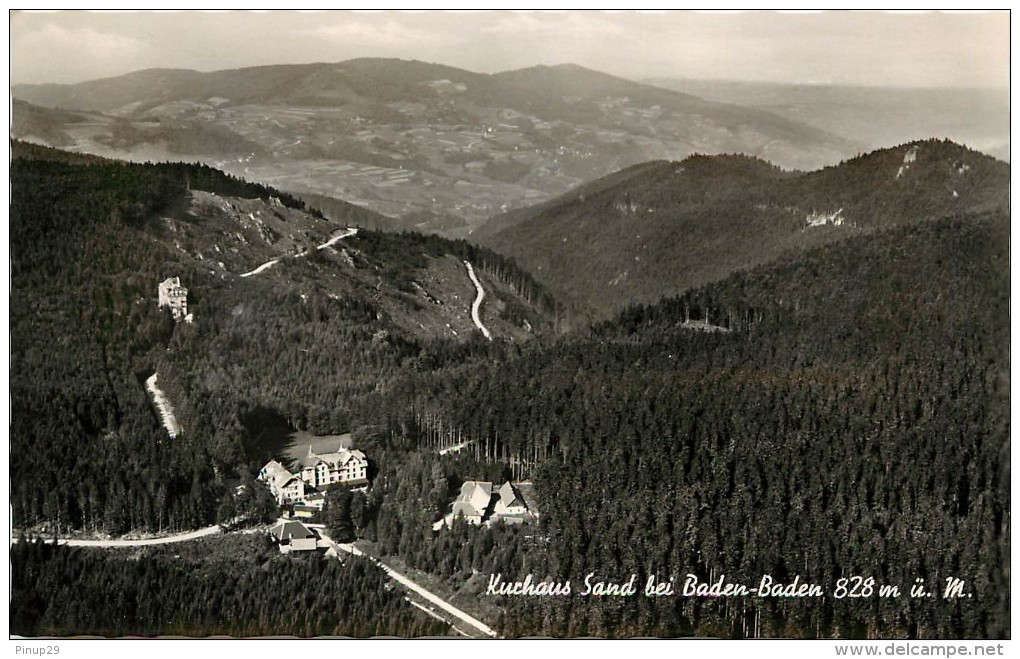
[474, 139, 1009, 320]
[14, 59, 844, 135]
[14, 59, 855, 154]
[12, 58, 863, 232]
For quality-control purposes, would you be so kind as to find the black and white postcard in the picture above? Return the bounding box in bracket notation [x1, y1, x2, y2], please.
[7, 9, 1011, 652]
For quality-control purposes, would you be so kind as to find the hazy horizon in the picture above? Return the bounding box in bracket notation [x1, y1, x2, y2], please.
[13, 59, 1015, 95]
[10, 10, 1010, 90]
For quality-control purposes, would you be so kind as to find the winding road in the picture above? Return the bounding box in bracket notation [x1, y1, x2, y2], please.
[145, 372, 182, 438]
[240, 227, 359, 278]
[316, 226, 358, 250]
[464, 261, 493, 341]
[318, 529, 498, 638]
[17, 514, 493, 636]
[13, 524, 222, 548]
[239, 258, 280, 278]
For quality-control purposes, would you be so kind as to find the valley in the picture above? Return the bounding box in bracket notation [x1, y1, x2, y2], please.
[7, 5, 1012, 644]
[9, 133, 1009, 640]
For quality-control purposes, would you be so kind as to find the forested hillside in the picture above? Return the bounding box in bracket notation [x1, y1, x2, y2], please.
[10, 144, 555, 536]
[10, 142, 1008, 639]
[475, 139, 1009, 319]
[371, 213, 1009, 638]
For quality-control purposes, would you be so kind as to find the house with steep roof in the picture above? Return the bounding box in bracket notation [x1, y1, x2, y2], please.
[296, 444, 368, 488]
[258, 460, 306, 505]
[492, 481, 530, 524]
[269, 520, 319, 552]
[441, 480, 536, 528]
[451, 481, 494, 525]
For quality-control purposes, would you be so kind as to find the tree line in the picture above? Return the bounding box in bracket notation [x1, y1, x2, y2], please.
[358, 213, 1009, 638]
[10, 536, 446, 637]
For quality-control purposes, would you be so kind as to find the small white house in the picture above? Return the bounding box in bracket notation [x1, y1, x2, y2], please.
[301, 491, 326, 510]
[492, 481, 530, 522]
[451, 481, 494, 525]
[443, 480, 535, 528]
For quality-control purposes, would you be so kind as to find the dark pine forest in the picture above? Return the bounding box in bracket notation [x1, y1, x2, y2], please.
[362, 212, 1009, 638]
[9, 142, 1009, 639]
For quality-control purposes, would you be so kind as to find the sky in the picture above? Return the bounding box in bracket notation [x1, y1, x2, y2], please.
[9, 10, 1011, 89]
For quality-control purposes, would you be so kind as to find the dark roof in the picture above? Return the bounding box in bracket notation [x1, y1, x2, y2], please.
[270, 520, 316, 541]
